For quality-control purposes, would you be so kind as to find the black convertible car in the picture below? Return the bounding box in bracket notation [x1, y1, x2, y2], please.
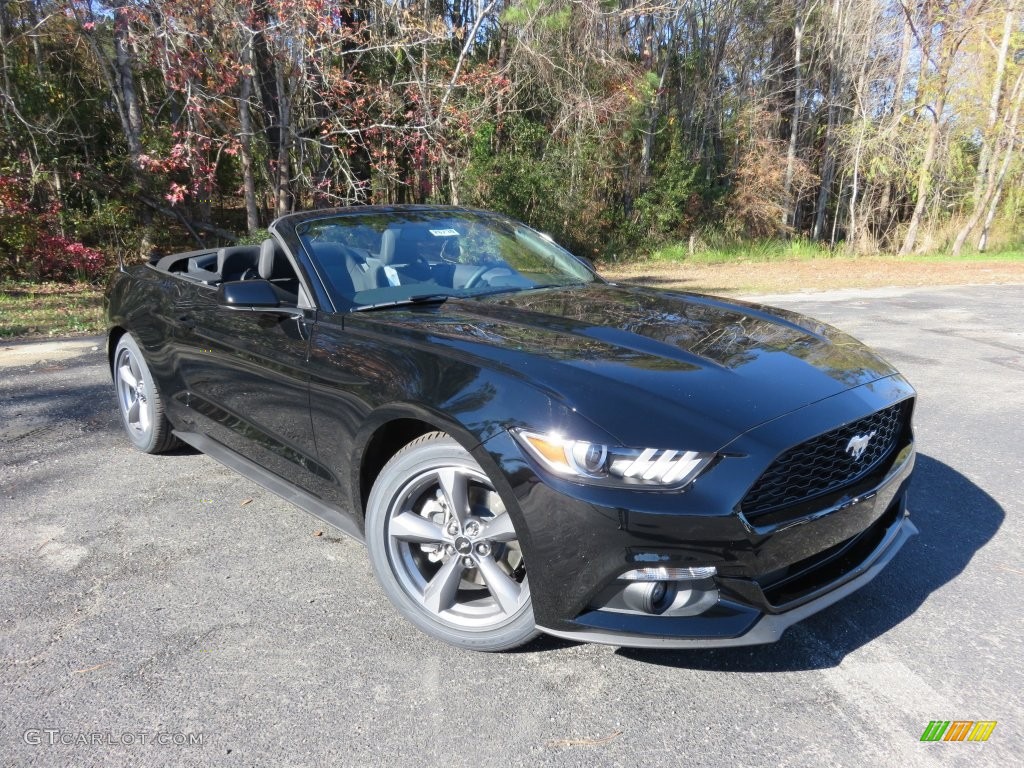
[105, 206, 917, 651]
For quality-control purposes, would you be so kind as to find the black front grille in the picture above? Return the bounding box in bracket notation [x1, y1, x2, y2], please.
[742, 401, 910, 518]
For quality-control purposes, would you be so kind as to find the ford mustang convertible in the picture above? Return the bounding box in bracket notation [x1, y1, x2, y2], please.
[105, 206, 917, 651]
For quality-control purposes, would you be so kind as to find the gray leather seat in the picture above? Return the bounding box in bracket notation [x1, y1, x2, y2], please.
[259, 238, 294, 280]
[307, 241, 384, 300]
[378, 226, 432, 283]
[258, 238, 300, 302]
[379, 228, 399, 263]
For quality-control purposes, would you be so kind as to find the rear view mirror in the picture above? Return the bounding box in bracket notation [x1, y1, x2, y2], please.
[217, 279, 280, 309]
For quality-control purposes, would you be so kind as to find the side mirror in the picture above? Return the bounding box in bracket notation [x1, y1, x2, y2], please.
[217, 279, 281, 310]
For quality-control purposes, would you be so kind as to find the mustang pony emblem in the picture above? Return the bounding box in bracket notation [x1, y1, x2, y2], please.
[846, 431, 876, 460]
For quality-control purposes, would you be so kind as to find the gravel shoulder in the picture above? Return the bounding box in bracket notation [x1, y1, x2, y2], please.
[0, 336, 104, 369]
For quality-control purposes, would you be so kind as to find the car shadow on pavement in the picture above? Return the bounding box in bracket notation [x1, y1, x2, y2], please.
[614, 453, 1003, 670]
[0, 351, 200, 456]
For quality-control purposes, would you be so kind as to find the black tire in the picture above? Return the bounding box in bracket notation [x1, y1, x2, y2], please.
[365, 432, 538, 651]
[112, 333, 180, 454]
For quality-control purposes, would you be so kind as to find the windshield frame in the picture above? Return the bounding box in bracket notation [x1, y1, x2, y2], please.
[273, 206, 601, 313]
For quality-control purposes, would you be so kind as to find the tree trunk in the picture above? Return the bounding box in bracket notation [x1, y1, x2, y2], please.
[872, 14, 912, 247]
[638, 56, 670, 194]
[891, 14, 912, 117]
[849, 118, 867, 246]
[0, 2, 12, 131]
[114, 13, 144, 162]
[899, 0, 984, 255]
[252, 1, 291, 218]
[113, 9, 155, 255]
[976, 190, 1001, 252]
[847, 9, 876, 251]
[22, 0, 42, 79]
[900, 38, 952, 257]
[813, 93, 837, 240]
[781, 6, 804, 230]
[813, 0, 843, 241]
[238, 36, 260, 233]
[970, 10, 1013, 208]
[954, 70, 1024, 254]
[275, 75, 292, 216]
[898, 112, 940, 255]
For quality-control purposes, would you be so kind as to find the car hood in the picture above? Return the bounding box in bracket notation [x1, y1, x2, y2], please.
[360, 283, 899, 449]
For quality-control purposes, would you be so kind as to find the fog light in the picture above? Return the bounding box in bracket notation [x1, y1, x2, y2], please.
[610, 566, 720, 617]
[621, 566, 717, 582]
[622, 581, 678, 614]
[650, 581, 667, 604]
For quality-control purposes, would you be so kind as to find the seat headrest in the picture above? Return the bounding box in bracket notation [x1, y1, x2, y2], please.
[258, 238, 278, 280]
[379, 228, 399, 264]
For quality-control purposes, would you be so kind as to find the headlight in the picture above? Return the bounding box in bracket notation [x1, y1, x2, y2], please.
[511, 429, 714, 489]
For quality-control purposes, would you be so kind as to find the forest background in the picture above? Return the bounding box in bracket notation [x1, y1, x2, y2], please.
[0, 0, 1021, 299]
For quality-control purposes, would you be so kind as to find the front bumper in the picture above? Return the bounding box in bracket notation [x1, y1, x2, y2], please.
[539, 511, 917, 649]
[476, 378, 917, 649]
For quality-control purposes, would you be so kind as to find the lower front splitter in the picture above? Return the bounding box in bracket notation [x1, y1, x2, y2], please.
[537, 514, 918, 649]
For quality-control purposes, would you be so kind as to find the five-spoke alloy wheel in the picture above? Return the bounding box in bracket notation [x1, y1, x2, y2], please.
[113, 333, 179, 454]
[366, 432, 537, 651]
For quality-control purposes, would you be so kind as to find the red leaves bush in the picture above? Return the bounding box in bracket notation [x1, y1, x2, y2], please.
[31, 235, 107, 279]
[0, 174, 108, 282]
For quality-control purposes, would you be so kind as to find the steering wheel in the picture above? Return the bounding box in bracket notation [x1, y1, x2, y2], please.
[464, 266, 512, 290]
[439, 237, 460, 264]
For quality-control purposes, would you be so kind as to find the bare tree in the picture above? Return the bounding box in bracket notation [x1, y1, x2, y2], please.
[899, 0, 991, 255]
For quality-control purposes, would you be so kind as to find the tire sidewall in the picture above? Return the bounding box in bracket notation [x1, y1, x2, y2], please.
[114, 333, 163, 454]
[365, 434, 537, 651]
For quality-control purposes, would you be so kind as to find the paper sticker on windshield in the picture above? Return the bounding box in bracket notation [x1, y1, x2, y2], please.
[428, 228, 460, 237]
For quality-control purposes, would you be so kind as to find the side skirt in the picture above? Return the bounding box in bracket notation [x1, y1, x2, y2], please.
[173, 430, 365, 544]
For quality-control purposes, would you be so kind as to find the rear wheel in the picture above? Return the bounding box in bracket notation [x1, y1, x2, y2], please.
[365, 432, 537, 651]
[113, 333, 179, 454]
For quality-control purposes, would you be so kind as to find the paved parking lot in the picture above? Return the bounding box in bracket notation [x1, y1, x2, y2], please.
[1, 284, 1022, 767]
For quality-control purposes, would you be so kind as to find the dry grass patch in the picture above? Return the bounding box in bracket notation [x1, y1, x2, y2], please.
[601, 256, 1024, 296]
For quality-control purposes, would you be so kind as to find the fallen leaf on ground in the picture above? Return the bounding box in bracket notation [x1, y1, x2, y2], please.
[314, 530, 323, 537]
[240, 498, 253, 506]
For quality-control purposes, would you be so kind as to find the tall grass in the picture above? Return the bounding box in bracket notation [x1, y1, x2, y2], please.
[642, 236, 1023, 265]
[647, 237, 835, 265]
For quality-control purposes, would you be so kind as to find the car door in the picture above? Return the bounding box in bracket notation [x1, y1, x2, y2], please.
[173, 247, 330, 496]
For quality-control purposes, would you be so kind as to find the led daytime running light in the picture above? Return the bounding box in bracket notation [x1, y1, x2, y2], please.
[621, 566, 718, 582]
[513, 429, 713, 489]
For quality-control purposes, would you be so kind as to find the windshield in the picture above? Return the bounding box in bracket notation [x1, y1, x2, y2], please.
[294, 210, 596, 310]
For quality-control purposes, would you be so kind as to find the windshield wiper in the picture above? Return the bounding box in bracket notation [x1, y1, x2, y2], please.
[467, 286, 526, 298]
[472, 283, 588, 299]
[351, 294, 452, 312]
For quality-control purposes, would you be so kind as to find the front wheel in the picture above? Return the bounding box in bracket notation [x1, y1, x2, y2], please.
[365, 432, 538, 651]
[113, 333, 179, 454]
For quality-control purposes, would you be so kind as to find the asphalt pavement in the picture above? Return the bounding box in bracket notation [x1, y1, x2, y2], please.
[1, 283, 1022, 767]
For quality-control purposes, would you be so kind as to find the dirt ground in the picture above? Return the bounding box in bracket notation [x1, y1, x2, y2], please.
[600, 257, 1024, 296]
